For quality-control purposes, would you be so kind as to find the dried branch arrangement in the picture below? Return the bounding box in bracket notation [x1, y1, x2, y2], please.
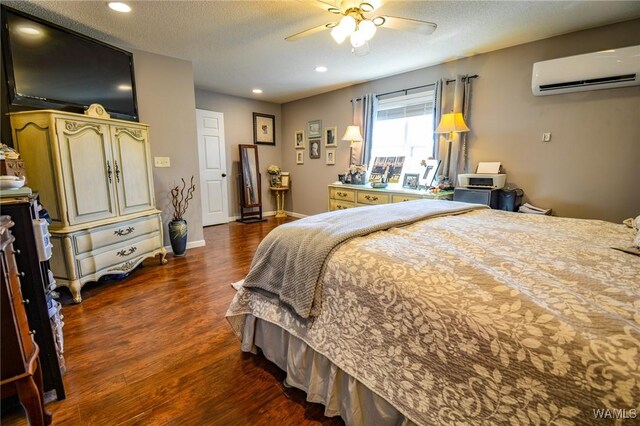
[170, 176, 196, 221]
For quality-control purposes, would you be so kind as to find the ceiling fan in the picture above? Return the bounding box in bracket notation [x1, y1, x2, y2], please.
[285, 0, 437, 55]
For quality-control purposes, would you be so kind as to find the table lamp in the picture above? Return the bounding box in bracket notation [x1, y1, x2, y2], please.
[434, 112, 470, 185]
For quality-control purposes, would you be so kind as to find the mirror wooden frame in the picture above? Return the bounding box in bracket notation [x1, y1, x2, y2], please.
[237, 144, 265, 223]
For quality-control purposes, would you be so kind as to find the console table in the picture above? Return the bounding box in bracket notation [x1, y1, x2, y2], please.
[328, 184, 453, 211]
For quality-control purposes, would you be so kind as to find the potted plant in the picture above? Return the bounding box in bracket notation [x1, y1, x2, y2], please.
[169, 176, 195, 256]
[267, 164, 281, 187]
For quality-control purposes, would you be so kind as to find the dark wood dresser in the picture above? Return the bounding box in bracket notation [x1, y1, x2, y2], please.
[1, 215, 52, 425]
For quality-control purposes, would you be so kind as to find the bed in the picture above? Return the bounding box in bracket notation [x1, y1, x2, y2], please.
[226, 200, 640, 425]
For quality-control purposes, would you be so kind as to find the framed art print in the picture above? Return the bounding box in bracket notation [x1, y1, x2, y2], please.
[402, 173, 420, 189]
[296, 150, 304, 165]
[294, 130, 305, 149]
[309, 139, 321, 159]
[421, 159, 441, 186]
[326, 148, 336, 165]
[308, 119, 322, 139]
[324, 126, 337, 147]
[253, 112, 275, 145]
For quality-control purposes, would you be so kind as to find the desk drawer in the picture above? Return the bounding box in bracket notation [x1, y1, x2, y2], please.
[392, 194, 423, 203]
[330, 188, 356, 202]
[330, 199, 355, 211]
[357, 191, 389, 205]
[77, 232, 162, 277]
[74, 215, 160, 255]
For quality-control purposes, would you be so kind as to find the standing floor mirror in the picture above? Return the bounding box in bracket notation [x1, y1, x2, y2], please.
[237, 144, 266, 223]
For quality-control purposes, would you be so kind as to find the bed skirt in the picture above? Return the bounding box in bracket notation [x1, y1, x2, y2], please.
[239, 314, 416, 426]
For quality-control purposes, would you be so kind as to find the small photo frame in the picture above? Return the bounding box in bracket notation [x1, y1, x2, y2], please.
[308, 119, 322, 139]
[294, 130, 305, 149]
[296, 151, 304, 165]
[421, 159, 441, 187]
[253, 113, 275, 145]
[402, 173, 420, 189]
[280, 172, 290, 188]
[324, 126, 337, 147]
[326, 148, 336, 165]
[309, 138, 321, 159]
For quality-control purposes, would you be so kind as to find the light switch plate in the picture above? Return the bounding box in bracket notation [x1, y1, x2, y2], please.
[154, 157, 171, 167]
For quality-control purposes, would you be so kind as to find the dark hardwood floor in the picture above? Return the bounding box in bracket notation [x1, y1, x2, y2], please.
[2, 218, 344, 426]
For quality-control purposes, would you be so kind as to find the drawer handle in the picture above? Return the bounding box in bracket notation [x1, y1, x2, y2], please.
[22, 299, 29, 305]
[364, 195, 378, 201]
[116, 246, 138, 257]
[114, 226, 135, 237]
[337, 205, 346, 210]
[29, 330, 36, 336]
[337, 192, 347, 197]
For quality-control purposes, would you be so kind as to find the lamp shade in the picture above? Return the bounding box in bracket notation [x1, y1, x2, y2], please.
[435, 112, 470, 134]
[342, 125, 363, 142]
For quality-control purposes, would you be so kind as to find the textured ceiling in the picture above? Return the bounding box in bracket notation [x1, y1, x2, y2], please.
[4, 0, 640, 103]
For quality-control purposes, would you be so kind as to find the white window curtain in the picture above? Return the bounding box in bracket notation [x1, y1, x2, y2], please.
[350, 93, 378, 165]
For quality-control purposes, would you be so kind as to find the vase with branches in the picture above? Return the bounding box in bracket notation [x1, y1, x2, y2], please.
[168, 176, 196, 256]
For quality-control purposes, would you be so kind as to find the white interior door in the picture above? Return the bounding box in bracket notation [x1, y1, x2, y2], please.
[196, 109, 229, 226]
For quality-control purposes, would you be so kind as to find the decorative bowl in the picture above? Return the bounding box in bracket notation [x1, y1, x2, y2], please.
[0, 175, 26, 190]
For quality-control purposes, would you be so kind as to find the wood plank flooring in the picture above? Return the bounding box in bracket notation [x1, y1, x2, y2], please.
[2, 218, 344, 426]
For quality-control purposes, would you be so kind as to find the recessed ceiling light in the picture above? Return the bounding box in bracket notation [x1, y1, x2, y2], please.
[315, 66, 328, 73]
[108, 2, 131, 13]
[252, 89, 263, 94]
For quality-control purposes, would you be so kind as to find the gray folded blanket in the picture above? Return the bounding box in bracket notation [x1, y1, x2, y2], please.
[242, 199, 487, 318]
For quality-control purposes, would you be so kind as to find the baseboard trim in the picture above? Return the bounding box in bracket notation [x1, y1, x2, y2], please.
[285, 211, 307, 219]
[164, 239, 206, 253]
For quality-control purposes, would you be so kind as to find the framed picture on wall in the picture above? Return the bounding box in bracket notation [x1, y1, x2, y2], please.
[308, 119, 322, 138]
[296, 150, 304, 165]
[309, 139, 321, 159]
[280, 172, 290, 188]
[326, 148, 336, 165]
[324, 126, 337, 147]
[294, 130, 305, 149]
[253, 112, 275, 145]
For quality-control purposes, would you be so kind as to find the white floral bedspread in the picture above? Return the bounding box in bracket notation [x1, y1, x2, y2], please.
[226, 209, 640, 425]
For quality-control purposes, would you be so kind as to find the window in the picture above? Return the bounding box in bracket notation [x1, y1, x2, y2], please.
[370, 90, 435, 184]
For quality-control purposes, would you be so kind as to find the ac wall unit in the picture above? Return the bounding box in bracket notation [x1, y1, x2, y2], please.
[532, 45, 640, 96]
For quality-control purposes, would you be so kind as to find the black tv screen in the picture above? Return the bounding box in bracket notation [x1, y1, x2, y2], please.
[1, 7, 138, 121]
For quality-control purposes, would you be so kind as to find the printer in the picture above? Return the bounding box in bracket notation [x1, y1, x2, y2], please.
[457, 162, 506, 189]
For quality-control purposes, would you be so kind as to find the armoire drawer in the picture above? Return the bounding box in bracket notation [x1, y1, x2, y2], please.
[73, 215, 160, 255]
[392, 194, 422, 203]
[357, 191, 389, 205]
[77, 231, 162, 277]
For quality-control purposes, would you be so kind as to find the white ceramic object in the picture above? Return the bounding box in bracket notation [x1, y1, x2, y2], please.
[0, 175, 26, 190]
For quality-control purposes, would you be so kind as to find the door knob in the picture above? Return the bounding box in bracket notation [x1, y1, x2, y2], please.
[221, 173, 227, 177]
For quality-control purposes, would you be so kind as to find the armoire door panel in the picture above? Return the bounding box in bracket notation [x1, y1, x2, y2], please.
[111, 127, 154, 216]
[56, 120, 117, 225]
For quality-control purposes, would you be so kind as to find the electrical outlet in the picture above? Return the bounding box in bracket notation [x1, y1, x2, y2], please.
[154, 157, 171, 167]
[542, 132, 552, 142]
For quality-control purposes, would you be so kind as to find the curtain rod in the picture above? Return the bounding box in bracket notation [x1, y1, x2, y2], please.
[350, 74, 479, 102]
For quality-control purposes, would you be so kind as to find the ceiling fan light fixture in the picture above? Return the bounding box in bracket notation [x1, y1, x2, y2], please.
[360, 2, 374, 12]
[350, 30, 367, 48]
[372, 16, 386, 26]
[330, 25, 348, 44]
[359, 19, 376, 41]
[340, 15, 357, 34]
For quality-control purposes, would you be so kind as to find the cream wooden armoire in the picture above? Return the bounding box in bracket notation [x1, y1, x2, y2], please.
[10, 107, 167, 303]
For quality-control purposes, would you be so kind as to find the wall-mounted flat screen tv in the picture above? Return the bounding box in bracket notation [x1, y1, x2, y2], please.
[1, 7, 138, 121]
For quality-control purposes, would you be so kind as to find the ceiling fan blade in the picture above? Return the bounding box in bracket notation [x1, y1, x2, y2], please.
[380, 16, 437, 35]
[285, 23, 336, 41]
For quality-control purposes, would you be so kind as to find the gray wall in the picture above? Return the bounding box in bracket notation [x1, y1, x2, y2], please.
[194, 90, 282, 217]
[282, 19, 640, 223]
[132, 49, 204, 245]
